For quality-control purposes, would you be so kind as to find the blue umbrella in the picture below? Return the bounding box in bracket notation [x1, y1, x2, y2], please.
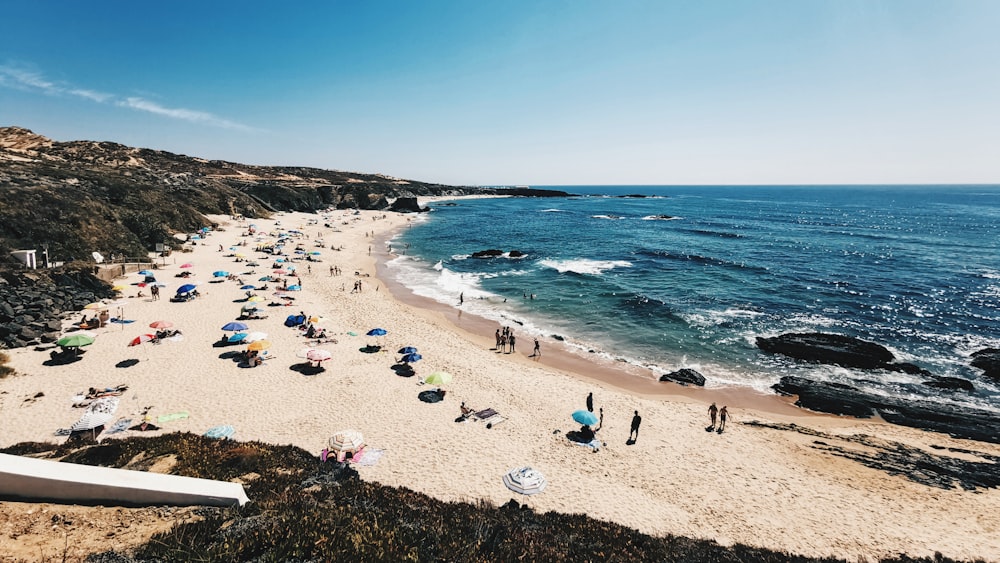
[401, 353, 422, 363]
[572, 410, 599, 426]
[258, 276, 272, 282]
[213, 271, 229, 278]
[286, 285, 301, 291]
[398, 346, 418, 355]
[138, 270, 154, 276]
[275, 258, 285, 263]
[286, 265, 297, 270]
[222, 321, 248, 331]
[240, 285, 256, 290]
[177, 284, 197, 294]
[228, 333, 248, 342]
[367, 328, 387, 337]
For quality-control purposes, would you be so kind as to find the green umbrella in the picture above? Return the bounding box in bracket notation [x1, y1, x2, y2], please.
[424, 372, 453, 386]
[57, 334, 95, 348]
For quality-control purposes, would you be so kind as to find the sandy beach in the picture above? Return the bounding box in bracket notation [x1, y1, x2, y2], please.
[2, 200, 999, 561]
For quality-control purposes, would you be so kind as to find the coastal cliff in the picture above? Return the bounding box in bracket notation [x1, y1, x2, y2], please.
[0, 126, 567, 263]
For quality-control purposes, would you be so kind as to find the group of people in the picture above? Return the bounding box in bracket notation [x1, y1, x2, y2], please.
[494, 327, 517, 353]
[707, 403, 730, 433]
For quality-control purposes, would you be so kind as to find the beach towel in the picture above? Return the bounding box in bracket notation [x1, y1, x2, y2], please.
[572, 439, 602, 450]
[105, 418, 133, 434]
[157, 411, 189, 423]
[346, 331, 358, 336]
[110, 318, 135, 324]
[204, 425, 235, 439]
[354, 448, 384, 467]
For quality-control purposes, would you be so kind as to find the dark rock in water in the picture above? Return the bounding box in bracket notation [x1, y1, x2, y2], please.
[388, 197, 426, 213]
[508, 250, 526, 258]
[884, 362, 933, 377]
[659, 368, 706, 386]
[971, 348, 1000, 382]
[756, 332, 895, 369]
[551, 335, 564, 341]
[922, 377, 974, 392]
[471, 249, 504, 258]
[773, 376, 1000, 444]
[772, 377, 875, 418]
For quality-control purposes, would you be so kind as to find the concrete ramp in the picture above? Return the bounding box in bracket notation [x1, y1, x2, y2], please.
[0, 453, 249, 507]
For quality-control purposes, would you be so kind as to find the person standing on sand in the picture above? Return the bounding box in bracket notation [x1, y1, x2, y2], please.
[509, 333, 516, 353]
[533, 339, 540, 358]
[717, 406, 729, 433]
[629, 410, 641, 443]
[708, 402, 718, 430]
[459, 292, 463, 305]
[495, 329, 501, 350]
[586, 392, 594, 413]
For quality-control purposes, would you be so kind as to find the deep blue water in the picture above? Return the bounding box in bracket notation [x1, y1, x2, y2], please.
[386, 185, 1000, 411]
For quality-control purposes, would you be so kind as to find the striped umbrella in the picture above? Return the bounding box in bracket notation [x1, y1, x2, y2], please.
[328, 430, 365, 453]
[503, 467, 547, 495]
[128, 334, 156, 346]
[69, 397, 120, 432]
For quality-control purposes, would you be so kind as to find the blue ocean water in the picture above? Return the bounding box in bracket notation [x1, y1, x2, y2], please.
[386, 185, 1000, 411]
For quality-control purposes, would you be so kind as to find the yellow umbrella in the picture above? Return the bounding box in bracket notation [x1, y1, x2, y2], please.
[248, 296, 266, 303]
[247, 340, 271, 351]
[112, 285, 127, 291]
[84, 302, 106, 310]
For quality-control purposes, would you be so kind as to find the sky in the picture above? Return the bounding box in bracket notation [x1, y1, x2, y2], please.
[2, 0, 999, 186]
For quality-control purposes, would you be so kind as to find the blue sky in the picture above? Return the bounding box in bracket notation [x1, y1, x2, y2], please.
[2, 1, 998, 185]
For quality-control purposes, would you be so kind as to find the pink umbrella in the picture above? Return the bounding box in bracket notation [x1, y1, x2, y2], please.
[149, 320, 173, 329]
[306, 349, 332, 362]
[180, 263, 193, 268]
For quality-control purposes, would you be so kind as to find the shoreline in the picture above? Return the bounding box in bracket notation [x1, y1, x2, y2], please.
[1, 204, 998, 560]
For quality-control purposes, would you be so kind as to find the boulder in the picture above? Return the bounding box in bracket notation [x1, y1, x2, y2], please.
[508, 250, 526, 258]
[756, 332, 894, 369]
[659, 368, 706, 386]
[971, 348, 1000, 382]
[922, 377, 974, 392]
[471, 249, 504, 258]
[884, 362, 933, 377]
[772, 376, 875, 418]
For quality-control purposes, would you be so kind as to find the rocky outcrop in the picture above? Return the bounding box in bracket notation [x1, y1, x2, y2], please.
[471, 249, 504, 258]
[0, 269, 113, 349]
[971, 348, 1000, 382]
[388, 197, 426, 213]
[659, 368, 705, 386]
[922, 377, 975, 392]
[773, 376, 999, 444]
[756, 333, 894, 369]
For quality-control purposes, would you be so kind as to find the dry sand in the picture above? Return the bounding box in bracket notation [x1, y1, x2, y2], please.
[2, 201, 999, 561]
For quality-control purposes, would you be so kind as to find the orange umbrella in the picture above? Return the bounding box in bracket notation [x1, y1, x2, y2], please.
[247, 340, 271, 351]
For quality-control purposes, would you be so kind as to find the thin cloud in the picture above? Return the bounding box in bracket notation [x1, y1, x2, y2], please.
[0, 64, 251, 131]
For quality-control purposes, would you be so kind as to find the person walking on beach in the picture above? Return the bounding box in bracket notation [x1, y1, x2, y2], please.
[509, 333, 516, 353]
[708, 402, 718, 431]
[586, 392, 594, 413]
[495, 329, 501, 350]
[629, 410, 641, 443]
[717, 406, 729, 434]
[459, 292, 464, 305]
[532, 338, 540, 358]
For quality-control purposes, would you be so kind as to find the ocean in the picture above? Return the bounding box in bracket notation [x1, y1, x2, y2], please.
[386, 185, 1000, 412]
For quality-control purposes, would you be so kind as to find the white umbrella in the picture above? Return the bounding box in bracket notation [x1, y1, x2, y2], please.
[328, 430, 365, 453]
[306, 349, 332, 362]
[70, 397, 120, 432]
[244, 331, 268, 343]
[503, 466, 547, 495]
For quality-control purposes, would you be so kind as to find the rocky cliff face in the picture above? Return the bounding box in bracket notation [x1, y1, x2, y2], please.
[0, 127, 492, 263]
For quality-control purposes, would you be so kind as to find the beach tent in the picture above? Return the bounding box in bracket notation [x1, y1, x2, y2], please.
[503, 467, 547, 495]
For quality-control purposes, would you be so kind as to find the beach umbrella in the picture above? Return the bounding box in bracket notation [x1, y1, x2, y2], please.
[286, 265, 297, 271]
[503, 467, 547, 496]
[572, 410, 599, 426]
[84, 302, 106, 310]
[247, 339, 271, 351]
[328, 430, 365, 453]
[401, 353, 422, 363]
[424, 371, 452, 386]
[275, 258, 286, 263]
[213, 270, 229, 278]
[137, 270, 154, 277]
[309, 316, 327, 324]
[244, 331, 268, 342]
[247, 296, 266, 303]
[366, 328, 387, 337]
[222, 321, 249, 332]
[128, 334, 156, 347]
[180, 263, 193, 268]
[228, 333, 248, 342]
[398, 346, 418, 355]
[309, 251, 321, 256]
[112, 284, 127, 291]
[287, 285, 302, 291]
[258, 276, 272, 282]
[69, 397, 120, 433]
[273, 269, 288, 275]
[57, 334, 95, 348]
[149, 320, 173, 329]
[177, 284, 197, 294]
[240, 284, 256, 290]
[306, 349, 332, 362]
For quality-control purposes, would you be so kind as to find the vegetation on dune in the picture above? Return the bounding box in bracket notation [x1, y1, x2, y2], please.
[1, 435, 985, 562]
[0, 351, 14, 378]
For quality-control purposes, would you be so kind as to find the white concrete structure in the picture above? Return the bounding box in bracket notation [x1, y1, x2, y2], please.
[0, 453, 249, 507]
[10, 249, 36, 269]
